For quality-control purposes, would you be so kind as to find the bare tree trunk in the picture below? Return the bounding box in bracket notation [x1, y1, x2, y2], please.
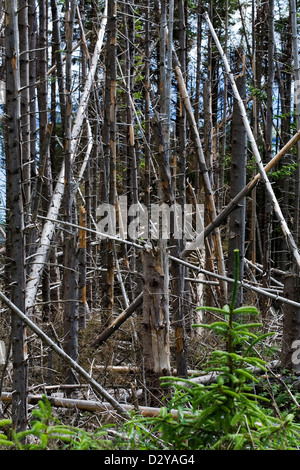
[4, 0, 28, 431]
[290, 0, 300, 251]
[63, 0, 79, 388]
[18, 0, 31, 225]
[51, 0, 66, 137]
[228, 58, 247, 306]
[78, 206, 87, 329]
[172, 0, 187, 378]
[101, 0, 117, 312]
[28, 0, 37, 186]
[261, 0, 275, 319]
[250, 0, 258, 294]
[122, 0, 140, 303]
[142, 244, 170, 403]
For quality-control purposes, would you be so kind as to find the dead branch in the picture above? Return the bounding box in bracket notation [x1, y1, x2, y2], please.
[90, 292, 143, 348]
[0, 289, 129, 417]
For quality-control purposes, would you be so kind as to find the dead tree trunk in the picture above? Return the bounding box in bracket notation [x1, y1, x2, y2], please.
[142, 244, 170, 403]
[101, 0, 117, 311]
[78, 206, 87, 329]
[262, 0, 275, 319]
[172, 0, 187, 378]
[228, 61, 247, 306]
[4, 0, 28, 431]
[291, 0, 300, 248]
[63, 0, 79, 388]
[18, 0, 31, 225]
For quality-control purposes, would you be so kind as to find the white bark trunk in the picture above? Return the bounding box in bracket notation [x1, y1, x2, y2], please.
[25, 2, 108, 311]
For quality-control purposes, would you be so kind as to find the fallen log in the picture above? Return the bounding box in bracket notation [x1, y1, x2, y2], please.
[0, 290, 128, 417]
[93, 365, 202, 376]
[0, 392, 179, 418]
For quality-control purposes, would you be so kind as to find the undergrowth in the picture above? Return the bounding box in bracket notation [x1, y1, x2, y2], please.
[118, 250, 300, 450]
[1, 250, 300, 450]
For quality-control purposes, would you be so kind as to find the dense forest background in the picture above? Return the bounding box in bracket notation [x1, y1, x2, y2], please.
[0, 0, 300, 447]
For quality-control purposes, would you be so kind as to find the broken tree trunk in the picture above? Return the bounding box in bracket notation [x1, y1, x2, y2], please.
[142, 243, 171, 401]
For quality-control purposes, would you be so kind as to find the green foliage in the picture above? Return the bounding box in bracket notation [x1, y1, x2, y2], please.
[270, 162, 298, 181]
[248, 85, 267, 103]
[0, 395, 114, 450]
[119, 250, 300, 450]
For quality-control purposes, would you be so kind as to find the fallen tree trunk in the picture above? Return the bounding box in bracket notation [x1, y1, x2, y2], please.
[0, 289, 128, 416]
[93, 365, 201, 376]
[0, 392, 179, 418]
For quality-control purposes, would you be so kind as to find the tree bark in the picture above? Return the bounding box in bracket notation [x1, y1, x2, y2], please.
[4, 0, 28, 431]
[63, 0, 79, 388]
[172, 0, 187, 378]
[78, 206, 87, 329]
[142, 243, 170, 401]
[290, 0, 300, 250]
[228, 62, 247, 306]
[18, 0, 31, 224]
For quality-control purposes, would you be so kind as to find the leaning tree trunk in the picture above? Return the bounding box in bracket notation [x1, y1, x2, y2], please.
[4, 0, 28, 431]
